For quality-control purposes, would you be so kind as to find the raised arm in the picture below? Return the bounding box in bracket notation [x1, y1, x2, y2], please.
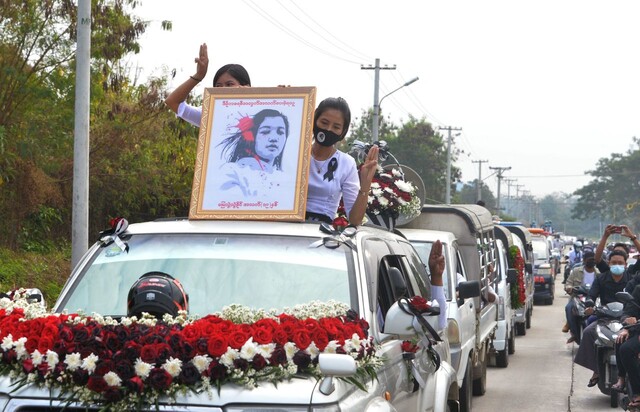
[348, 145, 379, 225]
[595, 224, 615, 263]
[165, 43, 209, 113]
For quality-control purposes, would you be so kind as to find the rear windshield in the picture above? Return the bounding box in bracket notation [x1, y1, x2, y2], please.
[59, 234, 355, 317]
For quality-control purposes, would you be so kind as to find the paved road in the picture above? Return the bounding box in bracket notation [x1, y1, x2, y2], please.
[472, 271, 622, 412]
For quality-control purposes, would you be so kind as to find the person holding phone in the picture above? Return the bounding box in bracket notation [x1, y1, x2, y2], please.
[594, 224, 640, 274]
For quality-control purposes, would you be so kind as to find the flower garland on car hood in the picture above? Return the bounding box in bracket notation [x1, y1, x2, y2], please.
[0, 290, 381, 411]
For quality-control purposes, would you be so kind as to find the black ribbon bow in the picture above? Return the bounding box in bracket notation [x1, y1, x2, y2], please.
[323, 158, 338, 181]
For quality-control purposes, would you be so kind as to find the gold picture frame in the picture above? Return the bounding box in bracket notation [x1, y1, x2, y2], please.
[189, 87, 316, 220]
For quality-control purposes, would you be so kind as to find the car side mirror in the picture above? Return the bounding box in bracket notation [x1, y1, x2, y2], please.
[458, 280, 481, 300]
[525, 263, 533, 274]
[506, 268, 517, 284]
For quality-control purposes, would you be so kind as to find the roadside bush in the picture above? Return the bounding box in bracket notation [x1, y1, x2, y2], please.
[0, 247, 71, 305]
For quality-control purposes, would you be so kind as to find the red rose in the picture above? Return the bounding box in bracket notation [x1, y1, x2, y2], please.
[22, 358, 35, 373]
[401, 340, 419, 353]
[272, 327, 289, 346]
[409, 296, 430, 313]
[148, 367, 172, 391]
[309, 328, 329, 351]
[291, 329, 312, 350]
[103, 387, 124, 403]
[87, 375, 108, 393]
[228, 330, 250, 350]
[37, 336, 55, 353]
[24, 336, 38, 353]
[140, 344, 158, 364]
[251, 326, 273, 345]
[126, 376, 144, 394]
[207, 334, 228, 358]
[252, 354, 267, 371]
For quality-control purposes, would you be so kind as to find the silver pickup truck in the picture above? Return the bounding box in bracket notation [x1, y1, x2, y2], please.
[0, 219, 459, 411]
[400, 204, 499, 412]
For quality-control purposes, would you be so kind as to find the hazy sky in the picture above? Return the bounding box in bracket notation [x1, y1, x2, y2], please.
[130, 0, 640, 199]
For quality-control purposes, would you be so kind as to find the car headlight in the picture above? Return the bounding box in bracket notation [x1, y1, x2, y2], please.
[447, 319, 460, 344]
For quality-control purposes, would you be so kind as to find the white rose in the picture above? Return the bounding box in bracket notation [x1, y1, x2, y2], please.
[220, 349, 239, 368]
[81, 353, 99, 374]
[162, 357, 183, 378]
[31, 350, 44, 366]
[1, 334, 13, 351]
[240, 338, 259, 361]
[134, 358, 152, 379]
[64, 353, 82, 371]
[104, 371, 122, 387]
[192, 355, 212, 373]
[46, 350, 59, 370]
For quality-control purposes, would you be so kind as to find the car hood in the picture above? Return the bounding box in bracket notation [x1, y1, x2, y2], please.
[0, 374, 349, 407]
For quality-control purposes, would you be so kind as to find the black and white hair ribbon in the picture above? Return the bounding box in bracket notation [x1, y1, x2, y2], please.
[323, 158, 338, 182]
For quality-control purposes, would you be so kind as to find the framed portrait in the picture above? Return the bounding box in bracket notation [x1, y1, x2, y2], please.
[189, 87, 316, 220]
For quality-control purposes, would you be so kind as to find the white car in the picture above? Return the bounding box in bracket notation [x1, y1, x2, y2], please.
[0, 219, 458, 411]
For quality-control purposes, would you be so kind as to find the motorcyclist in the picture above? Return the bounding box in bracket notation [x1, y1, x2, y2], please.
[573, 249, 632, 388]
[563, 250, 599, 344]
[563, 241, 584, 284]
[612, 285, 640, 408]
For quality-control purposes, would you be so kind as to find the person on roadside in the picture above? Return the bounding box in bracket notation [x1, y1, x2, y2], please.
[574, 249, 632, 388]
[165, 43, 251, 127]
[611, 285, 640, 408]
[563, 250, 599, 344]
[305, 97, 378, 226]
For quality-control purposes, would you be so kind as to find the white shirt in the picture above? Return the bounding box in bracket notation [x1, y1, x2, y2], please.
[176, 102, 202, 127]
[582, 270, 595, 286]
[306, 150, 360, 220]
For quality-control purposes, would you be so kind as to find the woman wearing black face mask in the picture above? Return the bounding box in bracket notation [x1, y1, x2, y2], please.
[305, 97, 379, 226]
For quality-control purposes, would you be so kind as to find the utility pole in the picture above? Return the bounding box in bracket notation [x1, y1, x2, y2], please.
[504, 178, 516, 215]
[472, 159, 488, 202]
[489, 166, 511, 212]
[72, 0, 91, 268]
[361, 58, 396, 142]
[439, 126, 462, 204]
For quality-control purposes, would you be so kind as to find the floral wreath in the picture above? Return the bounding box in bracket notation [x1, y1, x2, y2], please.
[507, 245, 527, 309]
[365, 165, 421, 219]
[0, 290, 382, 411]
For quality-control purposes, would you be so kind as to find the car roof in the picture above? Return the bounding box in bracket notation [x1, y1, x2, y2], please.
[118, 218, 403, 242]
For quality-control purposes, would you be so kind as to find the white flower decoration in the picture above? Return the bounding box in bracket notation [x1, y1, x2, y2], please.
[192, 355, 212, 373]
[104, 371, 122, 387]
[46, 350, 59, 370]
[134, 358, 152, 379]
[64, 353, 82, 371]
[81, 353, 99, 374]
[162, 357, 183, 378]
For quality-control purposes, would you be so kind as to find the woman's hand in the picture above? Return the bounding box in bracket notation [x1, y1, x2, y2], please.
[358, 145, 379, 191]
[194, 43, 209, 80]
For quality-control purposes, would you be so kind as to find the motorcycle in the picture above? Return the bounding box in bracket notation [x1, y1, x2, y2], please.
[614, 292, 640, 411]
[592, 300, 625, 408]
[570, 284, 593, 344]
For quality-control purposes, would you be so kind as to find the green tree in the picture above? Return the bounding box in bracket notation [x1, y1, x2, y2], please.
[573, 138, 640, 231]
[0, 0, 170, 248]
[454, 180, 497, 210]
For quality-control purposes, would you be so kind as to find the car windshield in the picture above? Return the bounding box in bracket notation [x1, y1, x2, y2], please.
[58, 233, 355, 317]
[531, 238, 549, 262]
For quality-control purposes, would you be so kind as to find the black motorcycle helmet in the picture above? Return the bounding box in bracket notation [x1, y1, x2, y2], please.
[127, 271, 188, 318]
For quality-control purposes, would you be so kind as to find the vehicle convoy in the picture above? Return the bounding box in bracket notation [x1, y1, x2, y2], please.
[496, 222, 534, 336]
[400, 204, 499, 404]
[529, 229, 555, 305]
[399, 228, 480, 412]
[491, 225, 518, 368]
[0, 219, 459, 411]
